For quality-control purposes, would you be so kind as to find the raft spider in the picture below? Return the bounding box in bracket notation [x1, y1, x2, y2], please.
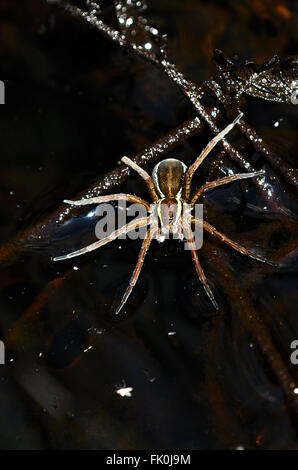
[54, 112, 275, 313]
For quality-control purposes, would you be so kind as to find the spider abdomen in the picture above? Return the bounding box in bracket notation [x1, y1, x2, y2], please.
[152, 158, 187, 198]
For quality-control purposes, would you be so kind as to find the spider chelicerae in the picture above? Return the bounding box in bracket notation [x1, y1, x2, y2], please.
[54, 113, 276, 313]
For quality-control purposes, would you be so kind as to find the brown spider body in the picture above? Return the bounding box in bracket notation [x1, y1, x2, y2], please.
[156, 197, 182, 236]
[54, 113, 276, 314]
[152, 158, 187, 198]
[152, 159, 186, 238]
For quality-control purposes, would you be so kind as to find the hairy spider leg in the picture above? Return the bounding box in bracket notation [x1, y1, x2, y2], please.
[183, 112, 243, 200]
[122, 156, 159, 202]
[190, 170, 265, 206]
[192, 218, 277, 266]
[53, 216, 150, 261]
[183, 225, 219, 309]
[114, 226, 157, 315]
[64, 193, 150, 211]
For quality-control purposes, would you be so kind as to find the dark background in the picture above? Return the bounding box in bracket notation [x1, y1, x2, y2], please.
[0, 0, 297, 450]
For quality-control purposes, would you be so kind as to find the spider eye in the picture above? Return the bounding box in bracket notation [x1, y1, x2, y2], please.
[152, 159, 187, 198]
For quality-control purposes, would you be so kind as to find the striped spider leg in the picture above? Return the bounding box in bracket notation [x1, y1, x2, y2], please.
[54, 158, 160, 313]
[179, 112, 276, 307]
[53, 216, 150, 261]
[183, 224, 219, 309]
[182, 112, 244, 200]
[192, 218, 277, 267]
[114, 225, 158, 315]
[189, 216, 277, 307]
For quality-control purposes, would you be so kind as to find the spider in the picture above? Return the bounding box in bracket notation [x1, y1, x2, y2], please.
[53, 112, 276, 313]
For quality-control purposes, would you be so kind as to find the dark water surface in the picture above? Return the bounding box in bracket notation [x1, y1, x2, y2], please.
[0, 0, 297, 449]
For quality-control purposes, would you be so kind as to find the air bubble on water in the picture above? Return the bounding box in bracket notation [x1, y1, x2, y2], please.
[116, 382, 133, 397]
[126, 17, 133, 26]
[211, 107, 220, 118]
[87, 209, 96, 218]
[95, 328, 105, 335]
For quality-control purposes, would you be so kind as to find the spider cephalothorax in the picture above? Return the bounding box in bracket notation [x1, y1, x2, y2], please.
[54, 113, 276, 313]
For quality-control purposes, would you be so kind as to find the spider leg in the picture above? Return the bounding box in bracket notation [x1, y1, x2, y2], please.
[114, 226, 157, 315]
[176, 221, 184, 241]
[190, 170, 265, 206]
[183, 112, 243, 200]
[184, 226, 219, 309]
[53, 216, 149, 261]
[156, 228, 165, 243]
[64, 194, 150, 211]
[192, 218, 277, 266]
[122, 156, 159, 202]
